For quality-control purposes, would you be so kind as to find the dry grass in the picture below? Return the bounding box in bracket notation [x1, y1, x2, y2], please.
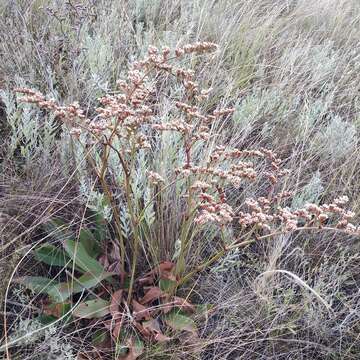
[1, 0, 360, 359]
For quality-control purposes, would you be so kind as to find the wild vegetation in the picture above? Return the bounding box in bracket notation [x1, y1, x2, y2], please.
[1, 1, 360, 359]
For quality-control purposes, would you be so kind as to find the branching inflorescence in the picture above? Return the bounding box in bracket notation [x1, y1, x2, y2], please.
[15, 42, 360, 286]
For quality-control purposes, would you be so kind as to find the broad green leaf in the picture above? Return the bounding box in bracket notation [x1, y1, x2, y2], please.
[79, 228, 101, 258]
[164, 310, 197, 334]
[63, 239, 104, 274]
[73, 298, 110, 318]
[75, 271, 114, 292]
[15, 276, 57, 295]
[48, 282, 78, 303]
[43, 219, 73, 242]
[48, 271, 114, 303]
[35, 244, 71, 267]
[159, 278, 177, 292]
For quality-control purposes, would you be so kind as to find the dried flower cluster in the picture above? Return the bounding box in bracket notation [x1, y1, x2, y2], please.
[147, 171, 165, 185]
[194, 192, 234, 225]
[238, 194, 359, 235]
[15, 42, 222, 153]
[175, 42, 219, 57]
[172, 145, 287, 226]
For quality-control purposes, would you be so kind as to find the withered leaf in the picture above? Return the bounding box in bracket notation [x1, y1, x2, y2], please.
[132, 299, 151, 321]
[133, 321, 152, 339]
[112, 319, 123, 338]
[154, 332, 171, 342]
[140, 286, 163, 305]
[159, 262, 176, 281]
[142, 261, 175, 281]
[172, 296, 195, 313]
[137, 275, 154, 286]
[142, 318, 161, 333]
[43, 302, 70, 318]
[158, 261, 175, 273]
[110, 289, 123, 317]
[142, 318, 171, 343]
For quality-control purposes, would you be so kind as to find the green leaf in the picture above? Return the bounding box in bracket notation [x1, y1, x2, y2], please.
[115, 334, 144, 359]
[73, 298, 110, 319]
[133, 336, 145, 356]
[76, 271, 114, 292]
[159, 278, 177, 292]
[122, 275, 131, 289]
[35, 244, 71, 267]
[43, 219, 73, 242]
[115, 342, 128, 357]
[48, 283, 76, 303]
[114, 328, 131, 356]
[48, 271, 114, 303]
[195, 303, 214, 315]
[92, 329, 110, 346]
[15, 276, 57, 295]
[91, 212, 108, 243]
[164, 310, 197, 334]
[63, 239, 104, 274]
[79, 228, 101, 258]
[37, 314, 57, 325]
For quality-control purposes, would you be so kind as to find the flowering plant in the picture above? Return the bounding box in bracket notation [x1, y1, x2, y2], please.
[14, 42, 360, 357]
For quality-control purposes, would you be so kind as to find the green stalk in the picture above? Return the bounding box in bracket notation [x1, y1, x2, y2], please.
[81, 141, 127, 272]
[175, 132, 195, 276]
[178, 248, 227, 287]
[177, 228, 254, 288]
[126, 144, 142, 304]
